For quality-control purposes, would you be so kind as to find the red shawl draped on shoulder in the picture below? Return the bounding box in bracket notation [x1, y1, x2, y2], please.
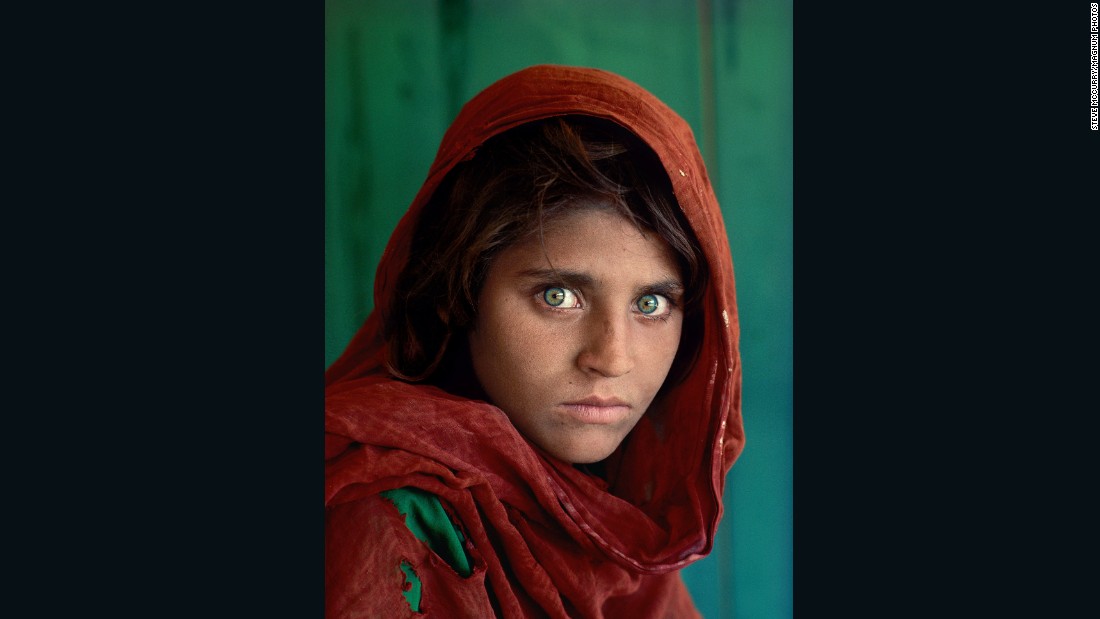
[325, 65, 744, 618]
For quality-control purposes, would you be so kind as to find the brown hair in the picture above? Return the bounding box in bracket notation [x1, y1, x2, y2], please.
[383, 116, 708, 385]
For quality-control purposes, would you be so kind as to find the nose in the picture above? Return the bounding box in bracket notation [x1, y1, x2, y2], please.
[576, 312, 634, 378]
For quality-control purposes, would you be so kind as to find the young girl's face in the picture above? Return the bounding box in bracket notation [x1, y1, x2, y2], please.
[468, 207, 684, 464]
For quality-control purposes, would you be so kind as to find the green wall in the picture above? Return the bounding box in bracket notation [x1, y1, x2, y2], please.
[325, 1, 791, 617]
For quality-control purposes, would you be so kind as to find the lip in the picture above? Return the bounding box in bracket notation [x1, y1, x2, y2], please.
[558, 396, 632, 425]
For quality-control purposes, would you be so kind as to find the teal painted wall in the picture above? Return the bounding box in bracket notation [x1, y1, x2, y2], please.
[325, 1, 791, 616]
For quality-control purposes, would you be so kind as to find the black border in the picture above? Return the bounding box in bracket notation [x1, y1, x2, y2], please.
[794, 3, 1095, 615]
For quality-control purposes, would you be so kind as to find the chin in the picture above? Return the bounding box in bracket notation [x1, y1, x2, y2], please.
[568, 454, 611, 465]
[551, 442, 619, 465]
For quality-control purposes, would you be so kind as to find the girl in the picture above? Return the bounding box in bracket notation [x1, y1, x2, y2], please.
[325, 64, 743, 618]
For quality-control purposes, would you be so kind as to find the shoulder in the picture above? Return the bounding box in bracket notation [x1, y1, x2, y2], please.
[326, 489, 490, 618]
[379, 487, 473, 578]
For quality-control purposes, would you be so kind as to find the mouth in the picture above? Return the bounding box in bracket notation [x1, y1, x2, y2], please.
[558, 396, 632, 425]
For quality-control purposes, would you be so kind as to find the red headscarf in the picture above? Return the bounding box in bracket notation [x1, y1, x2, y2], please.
[325, 64, 743, 618]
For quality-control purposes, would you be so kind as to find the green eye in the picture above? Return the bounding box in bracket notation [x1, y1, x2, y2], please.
[541, 287, 580, 310]
[637, 294, 661, 314]
[544, 287, 567, 307]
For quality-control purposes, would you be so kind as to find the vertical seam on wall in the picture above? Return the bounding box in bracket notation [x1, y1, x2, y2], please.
[698, 5, 733, 618]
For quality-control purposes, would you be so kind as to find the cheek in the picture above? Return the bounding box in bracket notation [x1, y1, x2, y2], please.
[638, 320, 684, 381]
[471, 297, 562, 393]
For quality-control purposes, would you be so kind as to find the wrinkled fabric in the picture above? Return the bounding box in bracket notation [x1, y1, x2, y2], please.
[325, 64, 744, 618]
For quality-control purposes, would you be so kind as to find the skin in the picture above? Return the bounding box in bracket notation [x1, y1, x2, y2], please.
[467, 207, 684, 464]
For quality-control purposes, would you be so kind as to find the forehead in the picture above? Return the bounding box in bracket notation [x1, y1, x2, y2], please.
[495, 208, 681, 280]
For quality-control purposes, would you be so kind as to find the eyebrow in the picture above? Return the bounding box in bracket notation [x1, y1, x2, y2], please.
[516, 267, 684, 297]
